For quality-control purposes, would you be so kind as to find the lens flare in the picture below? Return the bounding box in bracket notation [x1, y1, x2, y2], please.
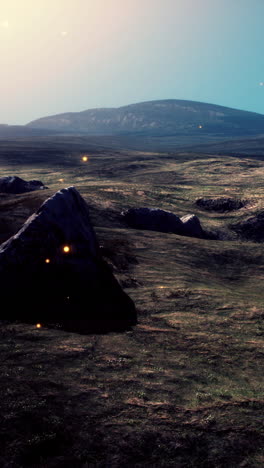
[1, 20, 9, 29]
[82, 156, 88, 162]
[45, 258, 50, 264]
[36, 323, 42, 328]
[63, 245, 71, 253]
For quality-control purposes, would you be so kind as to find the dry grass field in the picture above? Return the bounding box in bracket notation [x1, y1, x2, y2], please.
[0, 138, 263, 467]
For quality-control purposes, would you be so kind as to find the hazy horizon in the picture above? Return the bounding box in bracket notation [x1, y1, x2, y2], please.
[1, 0, 264, 125]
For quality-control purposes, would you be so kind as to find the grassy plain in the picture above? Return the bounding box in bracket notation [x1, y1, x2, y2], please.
[0, 137, 263, 467]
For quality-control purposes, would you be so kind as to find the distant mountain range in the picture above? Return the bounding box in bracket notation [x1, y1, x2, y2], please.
[26, 99, 264, 138]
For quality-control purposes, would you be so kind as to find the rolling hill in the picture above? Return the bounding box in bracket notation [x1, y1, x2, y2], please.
[27, 99, 264, 139]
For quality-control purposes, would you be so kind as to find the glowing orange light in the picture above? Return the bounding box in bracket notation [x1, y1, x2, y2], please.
[36, 323, 42, 329]
[45, 258, 50, 264]
[63, 245, 71, 253]
[82, 156, 88, 162]
[59, 178, 64, 182]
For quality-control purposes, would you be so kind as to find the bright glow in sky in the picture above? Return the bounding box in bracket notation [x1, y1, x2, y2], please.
[1, 0, 264, 124]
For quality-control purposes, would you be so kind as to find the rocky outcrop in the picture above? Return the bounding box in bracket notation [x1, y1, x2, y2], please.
[0, 187, 137, 332]
[230, 211, 264, 242]
[0, 176, 47, 194]
[196, 197, 245, 212]
[122, 208, 204, 238]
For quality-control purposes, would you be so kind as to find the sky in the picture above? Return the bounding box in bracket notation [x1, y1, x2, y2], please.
[1, 0, 264, 124]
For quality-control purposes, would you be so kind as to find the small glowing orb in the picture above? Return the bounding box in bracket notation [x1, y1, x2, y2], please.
[63, 245, 71, 253]
[158, 286, 165, 289]
[82, 156, 88, 162]
[198, 125, 203, 129]
[59, 178, 64, 182]
[36, 323, 42, 329]
[45, 258, 50, 264]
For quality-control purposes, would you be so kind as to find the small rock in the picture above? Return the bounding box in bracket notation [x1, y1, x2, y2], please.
[0, 176, 47, 194]
[180, 214, 204, 238]
[196, 197, 245, 212]
[230, 211, 264, 242]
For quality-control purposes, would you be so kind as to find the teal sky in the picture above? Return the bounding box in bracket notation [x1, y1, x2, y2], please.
[1, 0, 264, 124]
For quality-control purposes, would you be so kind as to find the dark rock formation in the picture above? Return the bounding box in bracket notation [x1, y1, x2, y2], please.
[122, 208, 204, 238]
[122, 207, 183, 233]
[0, 176, 47, 194]
[196, 197, 245, 212]
[180, 214, 204, 238]
[0, 187, 136, 332]
[230, 211, 264, 242]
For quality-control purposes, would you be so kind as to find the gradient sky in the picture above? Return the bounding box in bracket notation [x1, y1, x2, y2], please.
[1, 0, 264, 124]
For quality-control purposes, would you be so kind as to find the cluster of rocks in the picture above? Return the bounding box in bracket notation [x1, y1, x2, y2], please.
[196, 197, 245, 212]
[4, 181, 261, 333]
[0, 176, 47, 194]
[122, 202, 264, 244]
[0, 187, 136, 333]
[122, 207, 204, 238]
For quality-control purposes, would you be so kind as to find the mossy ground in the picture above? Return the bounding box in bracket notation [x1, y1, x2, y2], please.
[0, 138, 263, 467]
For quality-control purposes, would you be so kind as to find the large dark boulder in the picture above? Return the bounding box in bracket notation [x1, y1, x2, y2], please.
[196, 197, 245, 212]
[0, 176, 47, 194]
[122, 207, 204, 238]
[230, 211, 264, 242]
[0, 187, 136, 332]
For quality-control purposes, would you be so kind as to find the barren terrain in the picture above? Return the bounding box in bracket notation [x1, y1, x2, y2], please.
[0, 138, 263, 467]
